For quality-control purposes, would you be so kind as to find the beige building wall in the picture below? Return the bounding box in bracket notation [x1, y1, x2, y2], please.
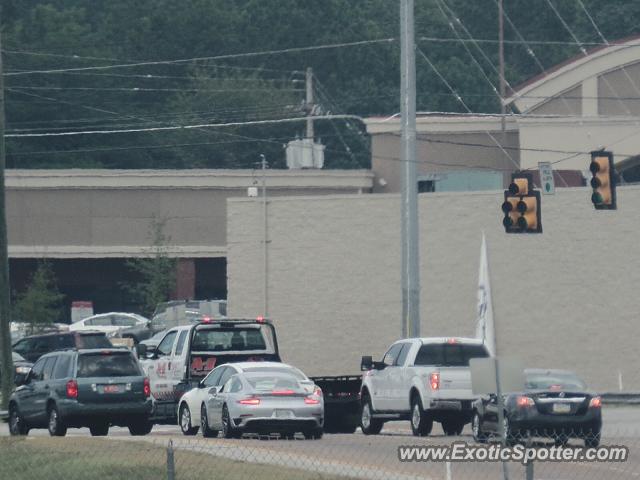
[227, 187, 640, 391]
[6, 169, 373, 258]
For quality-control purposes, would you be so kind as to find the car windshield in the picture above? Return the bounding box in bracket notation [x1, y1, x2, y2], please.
[525, 371, 587, 391]
[12, 352, 26, 362]
[77, 353, 141, 377]
[191, 326, 273, 352]
[75, 334, 112, 349]
[244, 372, 303, 393]
[414, 343, 489, 367]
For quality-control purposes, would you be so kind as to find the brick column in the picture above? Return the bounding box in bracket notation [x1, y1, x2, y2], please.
[174, 258, 196, 300]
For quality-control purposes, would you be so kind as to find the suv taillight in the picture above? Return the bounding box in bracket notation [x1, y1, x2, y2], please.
[429, 372, 440, 390]
[143, 378, 151, 397]
[66, 379, 78, 399]
[589, 396, 602, 408]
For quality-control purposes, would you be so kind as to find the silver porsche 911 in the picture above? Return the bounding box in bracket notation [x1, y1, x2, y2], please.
[204, 369, 324, 439]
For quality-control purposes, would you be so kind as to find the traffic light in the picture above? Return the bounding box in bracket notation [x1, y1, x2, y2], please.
[501, 172, 542, 234]
[589, 150, 617, 210]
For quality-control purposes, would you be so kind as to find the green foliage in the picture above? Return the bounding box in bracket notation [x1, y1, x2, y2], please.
[122, 218, 177, 317]
[2, 1, 639, 169]
[13, 261, 64, 334]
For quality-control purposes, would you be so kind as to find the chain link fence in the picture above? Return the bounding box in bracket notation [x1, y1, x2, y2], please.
[1, 422, 638, 480]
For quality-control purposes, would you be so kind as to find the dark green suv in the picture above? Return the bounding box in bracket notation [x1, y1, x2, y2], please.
[8, 348, 152, 437]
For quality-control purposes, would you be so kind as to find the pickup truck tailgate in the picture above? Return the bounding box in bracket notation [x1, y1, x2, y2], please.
[432, 367, 476, 400]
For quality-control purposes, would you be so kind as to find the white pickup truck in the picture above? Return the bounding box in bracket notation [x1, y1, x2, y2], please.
[359, 337, 489, 436]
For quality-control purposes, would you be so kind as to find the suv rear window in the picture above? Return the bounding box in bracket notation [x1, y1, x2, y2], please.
[77, 353, 141, 377]
[414, 343, 489, 367]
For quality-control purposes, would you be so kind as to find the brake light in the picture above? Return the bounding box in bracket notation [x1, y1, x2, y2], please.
[238, 397, 261, 405]
[66, 380, 78, 399]
[143, 378, 151, 397]
[447, 338, 458, 344]
[549, 384, 562, 391]
[271, 389, 295, 395]
[304, 396, 320, 404]
[589, 397, 602, 408]
[201, 316, 212, 323]
[256, 316, 265, 324]
[516, 395, 534, 408]
[429, 372, 440, 390]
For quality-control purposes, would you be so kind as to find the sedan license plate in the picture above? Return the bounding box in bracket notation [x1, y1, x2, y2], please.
[274, 410, 294, 419]
[552, 403, 571, 414]
[103, 385, 121, 394]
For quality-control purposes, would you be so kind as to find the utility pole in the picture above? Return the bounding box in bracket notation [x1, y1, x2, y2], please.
[400, 0, 420, 338]
[498, 0, 506, 133]
[305, 67, 314, 140]
[0, 26, 14, 411]
[260, 154, 269, 318]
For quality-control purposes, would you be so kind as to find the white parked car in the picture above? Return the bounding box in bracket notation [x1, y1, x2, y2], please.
[69, 312, 149, 336]
[177, 361, 323, 438]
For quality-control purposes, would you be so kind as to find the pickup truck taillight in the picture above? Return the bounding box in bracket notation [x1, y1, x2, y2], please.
[429, 372, 440, 390]
[66, 379, 78, 399]
[143, 378, 151, 397]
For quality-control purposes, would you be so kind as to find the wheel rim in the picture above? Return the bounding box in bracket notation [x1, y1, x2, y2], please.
[502, 416, 509, 440]
[200, 407, 207, 431]
[361, 403, 371, 429]
[10, 409, 19, 433]
[222, 407, 229, 435]
[181, 406, 191, 431]
[412, 404, 421, 430]
[472, 415, 480, 437]
[49, 410, 57, 432]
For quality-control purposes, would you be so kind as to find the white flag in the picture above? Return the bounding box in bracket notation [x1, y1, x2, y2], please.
[475, 233, 496, 356]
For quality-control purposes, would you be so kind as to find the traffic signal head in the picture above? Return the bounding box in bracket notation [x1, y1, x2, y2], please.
[589, 151, 616, 210]
[501, 172, 542, 234]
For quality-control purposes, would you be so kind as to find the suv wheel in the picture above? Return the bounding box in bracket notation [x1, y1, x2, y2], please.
[47, 405, 67, 437]
[360, 394, 383, 435]
[9, 405, 28, 436]
[179, 404, 199, 436]
[200, 404, 219, 438]
[128, 420, 153, 436]
[90, 422, 110, 436]
[410, 396, 432, 437]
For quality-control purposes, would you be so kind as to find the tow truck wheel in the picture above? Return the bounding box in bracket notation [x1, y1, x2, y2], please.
[442, 419, 464, 436]
[472, 412, 487, 443]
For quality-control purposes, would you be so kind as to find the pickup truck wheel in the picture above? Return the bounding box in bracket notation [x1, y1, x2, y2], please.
[442, 419, 464, 436]
[128, 420, 153, 436]
[472, 412, 487, 443]
[179, 404, 199, 436]
[200, 404, 219, 438]
[360, 396, 383, 435]
[410, 397, 432, 437]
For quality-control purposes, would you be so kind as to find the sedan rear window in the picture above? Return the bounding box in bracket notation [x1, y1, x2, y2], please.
[414, 343, 489, 367]
[245, 373, 303, 392]
[77, 353, 141, 377]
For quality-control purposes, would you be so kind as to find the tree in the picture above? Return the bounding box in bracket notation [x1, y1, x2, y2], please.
[13, 261, 65, 335]
[122, 217, 177, 317]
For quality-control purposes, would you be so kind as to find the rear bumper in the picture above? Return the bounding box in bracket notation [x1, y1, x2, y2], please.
[510, 410, 602, 436]
[58, 399, 152, 426]
[236, 416, 323, 432]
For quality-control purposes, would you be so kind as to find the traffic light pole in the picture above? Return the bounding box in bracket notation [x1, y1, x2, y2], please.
[0, 27, 14, 411]
[400, 0, 421, 339]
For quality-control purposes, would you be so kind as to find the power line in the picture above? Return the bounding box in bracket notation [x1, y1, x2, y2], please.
[5, 39, 395, 76]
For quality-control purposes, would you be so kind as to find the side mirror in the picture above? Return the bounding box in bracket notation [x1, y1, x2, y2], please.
[136, 343, 148, 358]
[14, 369, 31, 386]
[208, 386, 220, 396]
[198, 380, 206, 389]
[360, 355, 373, 371]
